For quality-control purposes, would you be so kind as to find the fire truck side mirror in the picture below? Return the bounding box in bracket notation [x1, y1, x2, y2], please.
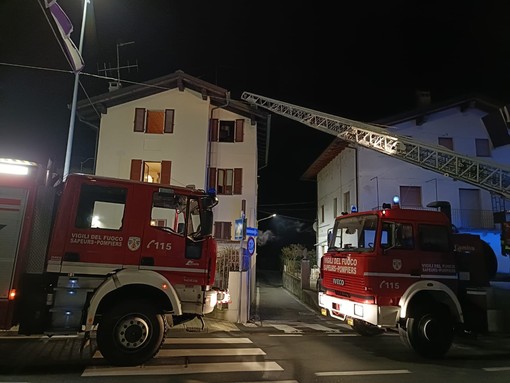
[200, 195, 217, 236]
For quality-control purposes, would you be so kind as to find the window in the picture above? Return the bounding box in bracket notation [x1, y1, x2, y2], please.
[131, 160, 172, 184]
[438, 137, 453, 150]
[144, 162, 161, 183]
[209, 119, 244, 142]
[381, 222, 414, 249]
[151, 192, 187, 235]
[343, 191, 350, 213]
[208, 167, 242, 195]
[331, 214, 377, 251]
[399, 186, 421, 207]
[75, 184, 126, 230]
[333, 197, 338, 218]
[475, 138, 491, 157]
[321, 205, 325, 223]
[214, 221, 232, 240]
[134, 108, 175, 134]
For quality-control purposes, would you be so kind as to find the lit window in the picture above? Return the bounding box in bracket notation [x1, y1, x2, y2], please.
[143, 162, 161, 183]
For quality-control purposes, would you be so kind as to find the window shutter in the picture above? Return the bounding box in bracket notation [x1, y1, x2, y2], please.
[208, 167, 217, 191]
[161, 160, 172, 184]
[164, 109, 175, 133]
[214, 222, 221, 238]
[146, 110, 164, 134]
[233, 168, 242, 194]
[134, 108, 145, 132]
[209, 119, 219, 142]
[235, 119, 244, 142]
[225, 222, 232, 240]
[130, 159, 143, 180]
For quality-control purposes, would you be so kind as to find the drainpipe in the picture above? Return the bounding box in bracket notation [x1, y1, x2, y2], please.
[206, 91, 230, 188]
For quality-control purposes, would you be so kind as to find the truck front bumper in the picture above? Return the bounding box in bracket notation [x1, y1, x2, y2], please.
[318, 292, 398, 327]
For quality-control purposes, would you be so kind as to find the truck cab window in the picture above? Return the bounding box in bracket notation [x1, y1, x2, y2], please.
[330, 215, 377, 252]
[151, 192, 187, 234]
[75, 184, 126, 230]
[381, 222, 414, 249]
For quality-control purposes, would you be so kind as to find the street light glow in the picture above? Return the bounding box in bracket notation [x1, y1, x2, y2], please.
[257, 213, 276, 224]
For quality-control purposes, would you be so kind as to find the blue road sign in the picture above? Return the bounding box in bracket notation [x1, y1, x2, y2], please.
[247, 236, 255, 255]
[246, 227, 258, 237]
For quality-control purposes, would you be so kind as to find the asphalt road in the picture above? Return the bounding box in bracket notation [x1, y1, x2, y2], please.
[1, 270, 510, 382]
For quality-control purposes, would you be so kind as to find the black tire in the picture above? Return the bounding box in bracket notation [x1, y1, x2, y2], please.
[351, 318, 385, 336]
[399, 305, 453, 359]
[96, 299, 167, 366]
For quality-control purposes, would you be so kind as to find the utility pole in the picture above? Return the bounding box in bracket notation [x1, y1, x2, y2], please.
[63, 0, 88, 180]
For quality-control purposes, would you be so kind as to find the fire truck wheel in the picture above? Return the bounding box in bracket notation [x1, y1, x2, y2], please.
[351, 318, 385, 336]
[96, 299, 167, 366]
[399, 305, 453, 359]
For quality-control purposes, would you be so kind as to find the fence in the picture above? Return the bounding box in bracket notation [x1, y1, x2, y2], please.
[214, 245, 239, 291]
[282, 258, 319, 292]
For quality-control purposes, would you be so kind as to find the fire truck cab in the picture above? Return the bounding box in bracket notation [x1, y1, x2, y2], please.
[0, 158, 224, 366]
[318, 197, 501, 359]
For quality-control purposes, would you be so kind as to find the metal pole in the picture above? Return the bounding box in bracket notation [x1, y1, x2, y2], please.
[63, 0, 88, 180]
[370, 176, 379, 209]
[237, 210, 245, 323]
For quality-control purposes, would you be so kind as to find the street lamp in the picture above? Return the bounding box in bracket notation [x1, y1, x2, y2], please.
[257, 213, 276, 224]
[63, 0, 89, 180]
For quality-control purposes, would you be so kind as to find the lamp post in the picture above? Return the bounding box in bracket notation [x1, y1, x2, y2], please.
[63, 0, 89, 180]
[257, 213, 276, 224]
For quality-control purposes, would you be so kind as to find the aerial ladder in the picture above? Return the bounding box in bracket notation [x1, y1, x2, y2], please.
[241, 92, 510, 199]
[241, 91, 510, 255]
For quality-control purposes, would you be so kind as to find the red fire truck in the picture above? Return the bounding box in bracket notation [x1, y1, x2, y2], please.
[0, 158, 228, 366]
[318, 196, 509, 359]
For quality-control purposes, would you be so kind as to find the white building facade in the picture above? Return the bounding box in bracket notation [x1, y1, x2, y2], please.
[77, 71, 270, 321]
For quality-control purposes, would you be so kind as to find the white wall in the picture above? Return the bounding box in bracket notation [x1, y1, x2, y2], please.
[96, 88, 210, 189]
[95, 87, 259, 243]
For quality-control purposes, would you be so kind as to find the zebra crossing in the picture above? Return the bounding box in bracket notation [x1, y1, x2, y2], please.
[81, 322, 399, 378]
[82, 337, 285, 378]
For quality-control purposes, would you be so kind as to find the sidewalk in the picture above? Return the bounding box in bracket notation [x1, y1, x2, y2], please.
[247, 269, 319, 325]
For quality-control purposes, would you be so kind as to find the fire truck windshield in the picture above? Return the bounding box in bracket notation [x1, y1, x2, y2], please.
[329, 214, 378, 252]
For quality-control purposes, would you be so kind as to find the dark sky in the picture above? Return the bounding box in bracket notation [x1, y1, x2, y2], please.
[2, 0, 510, 259]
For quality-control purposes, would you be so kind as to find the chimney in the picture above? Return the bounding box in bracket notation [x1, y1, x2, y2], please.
[415, 90, 431, 108]
[108, 81, 122, 92]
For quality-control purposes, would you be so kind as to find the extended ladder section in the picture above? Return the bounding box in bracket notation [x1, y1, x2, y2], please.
[241, 92, 510, 200]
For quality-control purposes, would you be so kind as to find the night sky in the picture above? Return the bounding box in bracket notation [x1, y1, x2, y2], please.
[2, 0, 510, 264]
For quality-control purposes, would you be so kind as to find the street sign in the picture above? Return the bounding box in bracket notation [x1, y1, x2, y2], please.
[247, 236, 255, 255]
[234, 219, 243, 240]
[246, 227, 258, 237]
